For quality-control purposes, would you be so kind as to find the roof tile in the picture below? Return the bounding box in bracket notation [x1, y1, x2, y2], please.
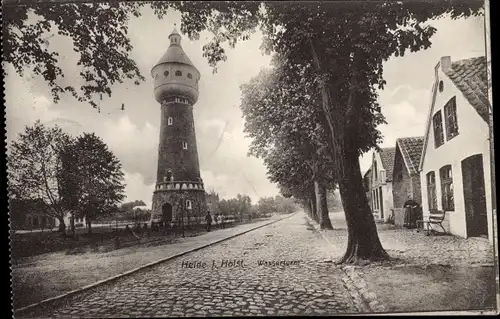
[396, 137, 425, 176]
[379, 147, 396, 181]
[443, 56, 490, 123]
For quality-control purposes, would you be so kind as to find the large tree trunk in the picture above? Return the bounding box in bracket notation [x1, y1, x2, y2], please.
[310, 196, 319, 223]
[337, 147, 389, 264]
[70, 213, 76, 236]
[314, 180, 334, 230]
[308, 39, 388, 264]
[57, 217, 66, 233]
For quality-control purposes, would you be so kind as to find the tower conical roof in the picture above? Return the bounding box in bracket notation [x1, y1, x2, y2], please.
[153, 28, 196, 69]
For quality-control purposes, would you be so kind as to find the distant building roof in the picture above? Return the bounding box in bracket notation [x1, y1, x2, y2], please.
[379, 147, 396, 182]
[442, 56, 490, 123]
[396, 137, 425, 176]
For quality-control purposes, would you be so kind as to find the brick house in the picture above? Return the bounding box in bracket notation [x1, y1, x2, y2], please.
[419, 56, 493, 243]
[370, 147, 396, 222]
[392, 136, 425, 226]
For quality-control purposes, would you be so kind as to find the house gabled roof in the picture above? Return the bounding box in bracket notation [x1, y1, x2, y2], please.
[395, 136, 425, 177]
[378, 147, 396, 181]
[419, 56, 491, 171]
[442, 56, 490, 122]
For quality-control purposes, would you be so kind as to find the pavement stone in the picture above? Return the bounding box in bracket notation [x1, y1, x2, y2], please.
[17, 213, 362, 318]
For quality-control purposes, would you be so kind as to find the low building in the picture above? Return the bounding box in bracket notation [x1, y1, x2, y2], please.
[9, 198, 57, 231]
[392, 136, 425, 226]
[55, 212, 86, 228]
[419, 56, 493, 243]
[369, 147, 396, 222]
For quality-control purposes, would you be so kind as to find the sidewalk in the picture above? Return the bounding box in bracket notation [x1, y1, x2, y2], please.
[12, 214, 289, 310]
[312, 211, 498, 314]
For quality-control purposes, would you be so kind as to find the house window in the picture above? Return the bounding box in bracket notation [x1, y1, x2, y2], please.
[433, 111, 444, 148]
[426, 171, 437, 210]
[167, 117, 173, 126]
[175, 70, 182, 76]
[164, 71, 169, 77]
[186, 200, 192, 210]
[187, 73, 192, 79]
[183, 142, 188, 150]
[444, 97, 459, 140]
[380, 170, 386, 183]
[440, 165, 454, 211]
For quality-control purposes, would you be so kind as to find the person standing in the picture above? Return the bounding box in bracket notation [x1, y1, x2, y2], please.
[205, 211, 212, 232]
[218, 214, 224, 229]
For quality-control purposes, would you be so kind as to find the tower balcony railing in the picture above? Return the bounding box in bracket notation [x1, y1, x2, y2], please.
[155, 180, 205, 191]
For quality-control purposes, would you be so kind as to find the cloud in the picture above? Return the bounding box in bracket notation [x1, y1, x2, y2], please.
[5, 65, 61, 143]
[123, 171, 155, 208]
[99, 115, 159, 185]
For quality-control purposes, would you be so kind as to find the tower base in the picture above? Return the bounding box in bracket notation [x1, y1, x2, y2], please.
[151, 189, 207, 226]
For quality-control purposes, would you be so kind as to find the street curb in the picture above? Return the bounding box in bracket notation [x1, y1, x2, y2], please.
[304, 216, 387, 314]
[15, 213, 296, 317]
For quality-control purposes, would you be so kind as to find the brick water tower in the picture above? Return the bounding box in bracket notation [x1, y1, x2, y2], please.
[150, 27, 206, 226]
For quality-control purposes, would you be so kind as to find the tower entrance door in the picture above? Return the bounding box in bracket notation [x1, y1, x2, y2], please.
[162, 203, 173, 227]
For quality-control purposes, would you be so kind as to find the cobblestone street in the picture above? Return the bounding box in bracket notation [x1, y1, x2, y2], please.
[19, 213, 361, 318]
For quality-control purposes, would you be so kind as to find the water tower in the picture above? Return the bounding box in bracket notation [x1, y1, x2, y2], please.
[150, 27, 206, 226]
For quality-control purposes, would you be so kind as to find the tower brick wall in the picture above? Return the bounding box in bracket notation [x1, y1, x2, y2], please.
[150, 27, 206, 224]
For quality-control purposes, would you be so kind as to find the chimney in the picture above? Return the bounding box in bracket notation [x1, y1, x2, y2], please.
[441, 56, 451, 72]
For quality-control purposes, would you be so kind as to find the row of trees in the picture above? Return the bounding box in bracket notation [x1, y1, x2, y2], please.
[7, 121, 126, 234]
[216, 193, 298, 220]
[4, 1, 483, 263]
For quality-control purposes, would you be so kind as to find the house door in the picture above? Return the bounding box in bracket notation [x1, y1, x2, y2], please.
[462, 154, 488, 238]
[162, 203, 173, 226]
[379, 187, 384, 219]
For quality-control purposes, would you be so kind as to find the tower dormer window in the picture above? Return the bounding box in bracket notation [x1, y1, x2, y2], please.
[187, 73, 192, 79]
[164, 71, 169, 77]
[182, 142, 188, 150]
[175, 71, 182, 76]
[167, 117, 173, 126]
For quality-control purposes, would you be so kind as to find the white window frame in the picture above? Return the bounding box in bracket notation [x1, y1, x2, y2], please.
[186, 200, 192, 210]
[182, 142, 188, 150]
[380, 170, 386, 184]
[167, 117, 173, 126]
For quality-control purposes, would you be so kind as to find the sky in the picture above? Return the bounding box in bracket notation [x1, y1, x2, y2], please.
[5, 6, 487, 208]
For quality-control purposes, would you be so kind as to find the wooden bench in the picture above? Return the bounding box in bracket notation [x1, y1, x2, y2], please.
[416, 209, 446, 236]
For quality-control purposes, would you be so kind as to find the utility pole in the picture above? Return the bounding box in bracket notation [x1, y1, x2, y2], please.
[181, 195, 185, 238]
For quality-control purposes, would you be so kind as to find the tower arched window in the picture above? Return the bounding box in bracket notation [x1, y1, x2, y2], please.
[167, 117, 173, 126]
[175, 70, 182, 76]
[186, 200, 192, 210]
[166, 170, 172, 181]
[187, 73, 192, 79]
[182, 142, 188, 150]
[164, 71, 169, 77]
